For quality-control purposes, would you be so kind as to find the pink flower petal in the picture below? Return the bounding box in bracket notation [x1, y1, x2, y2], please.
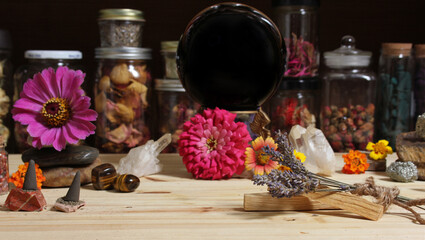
[41, 68, 60, 97]
[27, 121, 49, 138]
[52, 128, 67, 151]
[13, 97, 43, 111]
[40, 128, 58, 146]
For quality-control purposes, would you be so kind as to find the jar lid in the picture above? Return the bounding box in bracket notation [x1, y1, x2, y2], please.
[415, 44, 425, 58]
[155, 79, 185, 92]
[272, 0, 319, 7]
[324, 35, 371, 68]
[25, 50, 83, 59]
[161, 41, 179, 52]
[98, 9, 145, 21]
[382, 43, 412, 56]
[95, 47, 151, 59]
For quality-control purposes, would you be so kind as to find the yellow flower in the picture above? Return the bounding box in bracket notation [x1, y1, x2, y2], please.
[245, 136, 279, 175]
[366, 140, 393, 160]
[294, 150, 306, 163]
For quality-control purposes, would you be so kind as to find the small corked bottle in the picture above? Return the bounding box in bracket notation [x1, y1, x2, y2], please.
[0, 136, 9, 195]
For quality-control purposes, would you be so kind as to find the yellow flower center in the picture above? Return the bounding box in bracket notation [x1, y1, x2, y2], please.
[41, 97, 71, 127]
[374, 142, 387, 154]
[206, 138, 217, 151]
[256, 151, 269, 165]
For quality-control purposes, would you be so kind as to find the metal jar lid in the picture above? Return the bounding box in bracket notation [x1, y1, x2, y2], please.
[155, 79, 185, 92]
[95, 47, 151, 59]
[98, 9, 145, 22]
[25, 50, 82, 59]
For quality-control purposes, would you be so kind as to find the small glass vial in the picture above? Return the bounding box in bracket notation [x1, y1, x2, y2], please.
[155, 79, 200, 152]
[13, 50, 83, 152]
[268, 77, 319, 134]
[321, 36, 377, 152]
[376, 43, 414, 148]
[414, 44, 425, 119]
[272, 0, 320, 77]
[98, 9, 145, 47]
[94, 47, 152, 153]
[0, 136, 8, 195]
[161, 41, 179, 79]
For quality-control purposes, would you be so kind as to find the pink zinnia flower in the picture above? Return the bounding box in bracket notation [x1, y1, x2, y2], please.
[12, 67, 97, 151]
[178, 108, 251, 180]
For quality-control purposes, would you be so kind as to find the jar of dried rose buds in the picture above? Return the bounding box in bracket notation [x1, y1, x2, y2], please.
[94, 47, 152, 153]
[155, 79, 200, 153]
[320, 35, 377, 152]
[98, 9, 145, 47]
[13, 50, 83, 152]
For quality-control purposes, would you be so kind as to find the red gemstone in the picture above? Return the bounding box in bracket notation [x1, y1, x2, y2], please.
[4, 188, 47, 211]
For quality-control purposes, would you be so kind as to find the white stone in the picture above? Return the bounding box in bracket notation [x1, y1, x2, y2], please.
[117, 133, 172, 177]
[289, 125, 336, 176]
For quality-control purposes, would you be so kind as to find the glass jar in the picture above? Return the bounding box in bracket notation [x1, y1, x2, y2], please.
[376, 43, 414, 149]
[161, 41, 179, 79]
[272, 0, 319, 78]
[0, 136, 8, 195]
[268, 77, 319, 134]
[94, 47, 152, 153]
[414, 44, 425, 119]
[13, 50, 83, 152]
[321, 36, 377, 152]
[98, 9, 145, 47]
[155, 79, 200, 153]
[0, 30, 13, 152]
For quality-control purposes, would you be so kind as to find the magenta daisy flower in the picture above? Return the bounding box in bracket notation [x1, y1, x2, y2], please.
[12, 67, 97, 151]
[178, 107, 251, 180]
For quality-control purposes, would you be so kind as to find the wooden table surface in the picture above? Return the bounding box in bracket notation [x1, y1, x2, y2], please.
[0, 153, 424, 239]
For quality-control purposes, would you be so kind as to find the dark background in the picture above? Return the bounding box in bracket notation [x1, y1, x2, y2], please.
[1, 0, 425, 80]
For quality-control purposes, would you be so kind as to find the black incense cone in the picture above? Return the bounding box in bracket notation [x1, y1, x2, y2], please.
[22, 160, 38, 191]
[63, 171, 80, 202]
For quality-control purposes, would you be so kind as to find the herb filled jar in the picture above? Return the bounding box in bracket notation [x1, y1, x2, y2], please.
[268, 77, 319, 134]
[0, 136, 8, 195]
[94, 47, 152, 153]
[155, 79, 200, 153]
[0, 30, 13, 152]
[98, 9, 145, 47]
[376, 43, 414, 149]
[414, 44, 425, 119]
[13, 50, 83, 152]
[161, 41, 179, 79]
[321, 36, 377, 152]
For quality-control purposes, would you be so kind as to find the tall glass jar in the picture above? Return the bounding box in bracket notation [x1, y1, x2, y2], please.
[414, 44, 425, 119]
[0, 136, 8, 195]
[268, 77, 319, 134]
[321, 36, 377, 152]
[161, 41, 179, 79]
[155, 79, 200, 153]
[13, 50, 83, 152]
[272, 0, 319, 78]
[376, 43, 414, 149]
[94, 47, 152, 153]
[0, 30, 13, 152]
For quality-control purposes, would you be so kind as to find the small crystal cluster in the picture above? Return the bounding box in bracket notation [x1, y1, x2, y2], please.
[252, 131, 319, 198]
[386, 161, 418, 182]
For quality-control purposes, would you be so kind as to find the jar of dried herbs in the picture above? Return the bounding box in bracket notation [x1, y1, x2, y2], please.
[272, 0, 319, 78]
[376, 43, 414, 149]
[98, 9, 145, 47]
[161, 41, 179, 79]
[94, 47, 152, 153]
[414, 44, 425, 120]
[321, 36, 377, 152]
[13, 50, 83, 152]
[154, 79, 200, 153]
[0, 136, 8, 195]
[0, 30, 12, 152]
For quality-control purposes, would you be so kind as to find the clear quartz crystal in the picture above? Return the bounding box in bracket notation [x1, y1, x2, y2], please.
[117, 133, 172, 177]
[289, 125, 336, 176]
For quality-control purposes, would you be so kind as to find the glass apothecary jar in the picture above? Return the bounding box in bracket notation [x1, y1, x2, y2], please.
[321, 36, 377, 152]
[155, 79, 200, 153]
[13, 50, 83, 152]
[272, 0, 319, 77]
[0, 136, 8, 195]
[98, 9, 145, 47]
[94, 47, 152, 153]
[0, 30, 13, 152]
[161, 41, 179, 79]
[414, 44, 425, 119]
[268, 77, 319, 134]
[376, 43, 414, 149]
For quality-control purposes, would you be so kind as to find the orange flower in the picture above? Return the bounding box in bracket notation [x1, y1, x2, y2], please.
[9, 162, 46, 189]
[245, 136, 279, 175]
[342, 150, 369, 174]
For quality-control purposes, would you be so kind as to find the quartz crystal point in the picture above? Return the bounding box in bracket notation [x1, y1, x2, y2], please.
[117, 133, 171, 177]
[289, 125, 336, 176]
